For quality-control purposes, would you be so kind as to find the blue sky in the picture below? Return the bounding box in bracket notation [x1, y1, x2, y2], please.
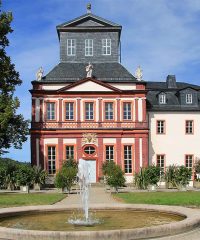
[2, 0, 200, 162]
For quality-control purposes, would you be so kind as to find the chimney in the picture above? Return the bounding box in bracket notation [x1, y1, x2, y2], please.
[166, 75, 177, 88]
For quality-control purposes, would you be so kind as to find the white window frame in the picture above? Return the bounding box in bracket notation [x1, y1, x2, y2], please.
[157, 155, 165, 175]
[123, 102, 132, 120]
[66, 102, 74, 120]
[47, 102, 55, 120]
[157, 120, 165, 134]
[106, 146, 114, 161]
[102, 39, 111, 55]
[185, 155, 193, 170]
[85, 39, 93, 56]
[67, 39, 76, 56]
[85, 102, 94, 120]
[186, 93, 192, 104]
[48, 146, 56, 174]
[66, 146, 74, 160]
[159, 93, 166, 104]
[105, 102, 114, 120]
[124, 145, 132, 173]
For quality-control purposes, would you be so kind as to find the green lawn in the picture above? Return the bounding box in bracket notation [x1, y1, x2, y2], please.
[115, 191, 200, 207]
[0, 193, 66, 208]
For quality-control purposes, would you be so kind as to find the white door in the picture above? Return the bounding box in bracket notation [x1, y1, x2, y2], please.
[87, 160, 96, 183]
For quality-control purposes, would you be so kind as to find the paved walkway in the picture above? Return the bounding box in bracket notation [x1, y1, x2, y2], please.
[54, 186, 119, 205]
[54, 186, 200, 240]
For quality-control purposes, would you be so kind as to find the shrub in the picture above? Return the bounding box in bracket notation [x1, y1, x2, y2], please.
[103, 161, 125, 192]
[102, 161, 116, 176]
[165, 165, 192, 189]
[54, 159, 78, 193]
[134, 167, 148, 190]
[145, 165, 160, 185]
[165, 165, 178, 188]
[32, 165, 47, 185]
[176, 166, 192, 187]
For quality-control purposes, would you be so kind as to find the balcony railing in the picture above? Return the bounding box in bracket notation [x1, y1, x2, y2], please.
[31, 121, 148, 129]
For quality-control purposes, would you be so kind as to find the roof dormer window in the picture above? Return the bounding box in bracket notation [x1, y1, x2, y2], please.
[186, 93, 192, 104]
[159, 93, 166, 104]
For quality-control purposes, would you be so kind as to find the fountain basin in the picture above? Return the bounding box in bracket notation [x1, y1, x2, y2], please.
[0, 204, 200, 240]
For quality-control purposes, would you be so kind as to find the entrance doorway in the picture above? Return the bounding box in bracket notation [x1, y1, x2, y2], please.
[87, 160, 96, 183]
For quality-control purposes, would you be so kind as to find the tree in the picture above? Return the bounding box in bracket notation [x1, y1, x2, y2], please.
[16, 164, 34, 193]
[55, 159, 78, 193]
[0, 2, 29, 155]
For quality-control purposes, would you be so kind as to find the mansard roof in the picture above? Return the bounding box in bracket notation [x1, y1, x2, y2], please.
[146, 81, 200, 111]
[41, 62, 137, 83]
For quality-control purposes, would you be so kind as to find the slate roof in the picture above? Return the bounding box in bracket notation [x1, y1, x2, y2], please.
[146, 81, 200, 111]
[57, 13, 121, 28]
[41, 62, 137, 83]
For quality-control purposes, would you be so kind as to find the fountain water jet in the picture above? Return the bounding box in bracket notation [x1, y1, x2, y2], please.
[68, 159, 99, 226]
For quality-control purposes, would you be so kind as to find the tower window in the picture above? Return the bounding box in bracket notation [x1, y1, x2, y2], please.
[102, 39, 111, 55]
[67, 39, 76, 56]
[85, 39, 93, 56]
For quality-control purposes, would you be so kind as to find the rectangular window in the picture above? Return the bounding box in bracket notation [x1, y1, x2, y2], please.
[65, 102, 74, 120]
[66, 146, 74, 160]
[47, 102, 55, 120]
[105, 102, 114, 120]
[106, 146, 114, 161]
[85, 39, 93, 56]
[124, 145, 132, 173]
[102, 39, 111, 55]
[185, 155, 193, 170]
[157, 120, 165, 134]
[185, 120, 193, 134]
[85, 102, 94, 120]
[123, 102, 132, 120]
[186, 94, 192, 104]
[157, 155, 165, 174]
[48, 146, 56, 174]
[159, 93, 166, 104]
[67, 39, 76, 56]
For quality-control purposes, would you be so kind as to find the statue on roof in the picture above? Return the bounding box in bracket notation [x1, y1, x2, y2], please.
[87, 3, 91, 13]
[36, 67, 44, 81]
[135, 65, 143, 81]
[86, 62, 93, 78]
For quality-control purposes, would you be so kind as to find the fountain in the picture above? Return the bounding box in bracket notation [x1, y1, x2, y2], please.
[68, 158, 99, 226]
[0, 159, 199, 239]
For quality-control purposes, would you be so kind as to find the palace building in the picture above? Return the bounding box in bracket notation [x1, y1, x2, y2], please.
[30, 6, 200, 183]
